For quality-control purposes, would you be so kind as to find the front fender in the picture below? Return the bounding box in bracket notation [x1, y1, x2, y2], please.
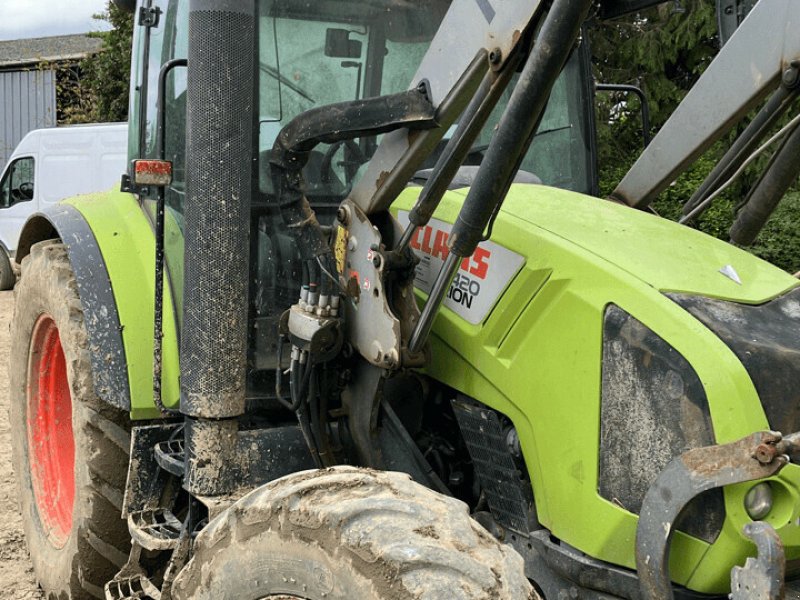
[16, 191, 180, 419]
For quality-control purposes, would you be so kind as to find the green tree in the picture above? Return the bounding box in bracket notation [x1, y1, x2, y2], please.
[590, 1, 718, 179]
[81, 2, 134, 123]
[591, 2, 800, 274]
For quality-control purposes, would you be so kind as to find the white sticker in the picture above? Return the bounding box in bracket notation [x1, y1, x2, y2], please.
[398, 211, 525, 325]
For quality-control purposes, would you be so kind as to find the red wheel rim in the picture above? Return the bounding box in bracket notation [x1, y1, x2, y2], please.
[27, 315, 75, 548]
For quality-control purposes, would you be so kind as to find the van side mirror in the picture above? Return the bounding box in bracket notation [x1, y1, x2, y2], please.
[325, 29, 362, 59]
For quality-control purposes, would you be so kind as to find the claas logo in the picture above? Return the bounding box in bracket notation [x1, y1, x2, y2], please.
[410, 225, 491, 280]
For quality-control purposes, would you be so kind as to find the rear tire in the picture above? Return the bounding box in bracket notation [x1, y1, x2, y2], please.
[0, 247, 16, 290]
[173, 466, 536, 600]
[9, 240, 131, 598]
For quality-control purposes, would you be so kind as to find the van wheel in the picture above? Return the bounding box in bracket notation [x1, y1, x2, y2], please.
[0, 248, 16, 290]
[173, 467, 537, 600]
[9, 239, 131, 598]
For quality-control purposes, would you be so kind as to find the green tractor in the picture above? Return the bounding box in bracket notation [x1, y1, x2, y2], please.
[9, 0, 800, 598]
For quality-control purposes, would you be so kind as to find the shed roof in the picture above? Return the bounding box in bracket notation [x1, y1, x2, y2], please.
[0, 34, 103, 70]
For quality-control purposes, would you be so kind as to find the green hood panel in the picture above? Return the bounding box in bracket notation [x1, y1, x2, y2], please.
[451, 184, 798, 304]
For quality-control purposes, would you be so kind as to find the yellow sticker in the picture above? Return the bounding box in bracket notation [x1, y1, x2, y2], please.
[334, 225, 348, 275]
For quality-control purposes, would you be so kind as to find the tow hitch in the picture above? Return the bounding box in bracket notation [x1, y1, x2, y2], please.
[636, 431, 800, 600]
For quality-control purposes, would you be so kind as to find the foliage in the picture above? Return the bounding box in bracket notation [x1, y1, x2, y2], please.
[55, 2, 133, 125]
[591, 2, 800, 274]
[590, 1, 718, 169]
[52, 64, 95, 125]
[749, 193, 800, 275]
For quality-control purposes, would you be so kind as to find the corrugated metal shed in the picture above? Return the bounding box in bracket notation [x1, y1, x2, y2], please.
[0, 69, 56, 167]
[0, 34, 101, 171]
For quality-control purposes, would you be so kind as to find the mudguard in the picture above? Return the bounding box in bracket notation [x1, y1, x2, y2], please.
[16, 190, 180, 420]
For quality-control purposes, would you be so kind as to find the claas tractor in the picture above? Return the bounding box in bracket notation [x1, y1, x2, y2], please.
[9, 0, 800, 598]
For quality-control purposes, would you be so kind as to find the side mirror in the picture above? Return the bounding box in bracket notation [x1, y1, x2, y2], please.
[325, 29, 362, 59]
[595, 82, 652, 149]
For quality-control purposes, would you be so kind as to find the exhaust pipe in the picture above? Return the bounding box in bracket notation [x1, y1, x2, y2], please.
[181, 0, 255, 494]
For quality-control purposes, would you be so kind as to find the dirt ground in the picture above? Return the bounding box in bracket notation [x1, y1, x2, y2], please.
[0, 291, 44, 599]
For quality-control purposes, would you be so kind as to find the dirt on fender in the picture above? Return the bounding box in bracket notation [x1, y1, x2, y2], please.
[0, 290, 44, 598]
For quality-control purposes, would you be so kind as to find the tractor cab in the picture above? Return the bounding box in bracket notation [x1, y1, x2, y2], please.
[126, 0, 597, 397]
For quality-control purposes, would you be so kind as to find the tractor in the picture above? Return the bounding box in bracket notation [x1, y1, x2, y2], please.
[9, 0, 800, 598]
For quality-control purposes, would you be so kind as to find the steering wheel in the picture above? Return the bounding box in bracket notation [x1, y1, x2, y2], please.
[18, 182, 33, 199]
[320, 139, 368, 187]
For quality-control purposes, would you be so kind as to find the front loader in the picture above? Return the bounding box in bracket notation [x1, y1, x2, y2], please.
[9, 0, 800, 598]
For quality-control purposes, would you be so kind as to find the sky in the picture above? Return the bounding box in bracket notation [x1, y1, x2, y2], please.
[0, 0, 111, 42]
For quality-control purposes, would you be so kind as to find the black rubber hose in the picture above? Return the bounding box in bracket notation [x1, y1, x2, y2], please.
[308, 370, 327, 466]
[296, 398, 321, 467]
[274, 335, 294, 411]
[269, 89, 437, 263]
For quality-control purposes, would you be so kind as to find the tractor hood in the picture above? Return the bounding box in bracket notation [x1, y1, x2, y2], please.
[484, 184, 799, 305]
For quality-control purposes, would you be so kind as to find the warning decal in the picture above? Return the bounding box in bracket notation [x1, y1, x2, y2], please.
[397, 211, 525, 325]
[334, 226, 348, 275]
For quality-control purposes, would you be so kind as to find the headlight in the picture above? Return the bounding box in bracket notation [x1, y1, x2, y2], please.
[744, 482, 773, 520]
[599, 305, 723, 543]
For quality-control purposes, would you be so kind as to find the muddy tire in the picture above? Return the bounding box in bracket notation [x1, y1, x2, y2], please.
[0, 247, 16, 290]
[9, 240, 131, 599]
[173, 466, 536, 600]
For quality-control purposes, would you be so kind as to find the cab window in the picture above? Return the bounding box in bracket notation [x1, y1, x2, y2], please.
[0, 157, 35, 209]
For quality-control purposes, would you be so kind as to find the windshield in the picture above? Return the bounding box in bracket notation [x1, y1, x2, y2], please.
[252, 0, 593, 201]
[256, 0, 446, 197]
[136, 0, 594, 218]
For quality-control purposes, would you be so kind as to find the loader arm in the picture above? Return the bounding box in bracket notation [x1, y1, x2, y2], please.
[610, 0, 800, 209]
[349, 0, 547, 216]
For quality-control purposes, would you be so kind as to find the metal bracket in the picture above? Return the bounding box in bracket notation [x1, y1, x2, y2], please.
[635, 431, 792, 600]
[731, 521, 785, 600]
[139, 5, 162, 28]
[120, 173, 149, 197]
[340, 200, 408, 369]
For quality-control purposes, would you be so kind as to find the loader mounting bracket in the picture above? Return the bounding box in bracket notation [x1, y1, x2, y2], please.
[636, 430, 794, 600]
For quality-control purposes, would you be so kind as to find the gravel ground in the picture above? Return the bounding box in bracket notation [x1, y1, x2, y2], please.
[0, 290, 45, 598]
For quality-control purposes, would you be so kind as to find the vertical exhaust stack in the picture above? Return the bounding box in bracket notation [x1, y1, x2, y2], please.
[182, 0, 255, 495]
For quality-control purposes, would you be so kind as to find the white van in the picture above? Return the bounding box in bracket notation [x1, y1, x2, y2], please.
[0, 123, 127, 289]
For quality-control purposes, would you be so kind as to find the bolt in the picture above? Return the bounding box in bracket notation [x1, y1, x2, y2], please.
[489, 48, 502, 65]
[754, 443, 778, 465]
[336, 206, 348, 224]
[783, 66, 800, 89]
[373, 254, 382, 269]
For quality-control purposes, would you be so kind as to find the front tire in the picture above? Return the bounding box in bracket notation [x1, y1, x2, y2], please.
[9, 240, 131, 598]
[0, 247, 16, 290]
[173, 466, 536, 600]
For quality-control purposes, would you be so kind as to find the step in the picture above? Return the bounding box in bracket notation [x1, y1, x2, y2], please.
[153, 438, 185, 477]
[127, 508, 182, 551]
[105, 574, 161, 600]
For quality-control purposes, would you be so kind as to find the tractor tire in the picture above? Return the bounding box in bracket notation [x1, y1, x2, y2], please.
[0, 247, 16, 290]
[173, 466, 536, 600]
[9, 239, 131, 599]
